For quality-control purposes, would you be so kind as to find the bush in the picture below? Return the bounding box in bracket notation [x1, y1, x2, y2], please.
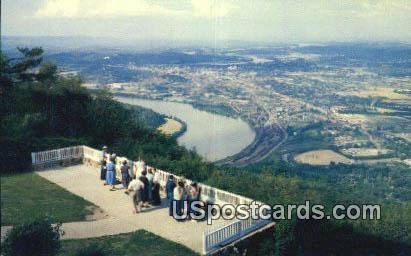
[74, 244, 109, 256]
[0, 138, 32, 172]
[1, 218, 62, 256]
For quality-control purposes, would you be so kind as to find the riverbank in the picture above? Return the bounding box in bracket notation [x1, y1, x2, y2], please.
[157, 117, 187, 138]
[115, 95, 255, 162]
[114, 93, 290, 166]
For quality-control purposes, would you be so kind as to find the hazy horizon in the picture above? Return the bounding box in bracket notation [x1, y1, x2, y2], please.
[2, 0, 411, 46]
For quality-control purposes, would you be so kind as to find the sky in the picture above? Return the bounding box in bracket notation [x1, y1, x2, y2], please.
[2, 0, 411, 44]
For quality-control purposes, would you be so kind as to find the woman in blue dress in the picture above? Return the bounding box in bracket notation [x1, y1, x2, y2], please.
[105, 157, 116, 191]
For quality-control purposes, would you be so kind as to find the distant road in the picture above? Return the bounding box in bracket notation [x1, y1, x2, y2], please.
[217, 124, 287, 167]
[355, 158, 405, 165]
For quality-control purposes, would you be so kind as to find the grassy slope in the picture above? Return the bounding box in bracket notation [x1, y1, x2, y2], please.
[59, 230, 197, 256]
[1, 172, 95, 225]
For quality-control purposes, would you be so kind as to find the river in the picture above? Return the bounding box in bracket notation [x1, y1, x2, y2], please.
[116, 97, 255, 161]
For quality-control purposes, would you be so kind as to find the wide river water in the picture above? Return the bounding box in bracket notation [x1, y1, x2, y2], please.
[116, 97, 255, 161]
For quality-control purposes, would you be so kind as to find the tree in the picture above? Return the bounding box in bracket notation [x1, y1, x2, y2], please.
[0, 47, 44, 87]
[1, 218, 62, 256]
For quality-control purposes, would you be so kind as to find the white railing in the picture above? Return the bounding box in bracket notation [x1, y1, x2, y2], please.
[149, 168, 255, 206]
[31, 145, 273, 255]
[83, 145, 102, 163]
[203, 217, 272, 254]
[114, 156, 270, 255]
[31, 146, 83, 165]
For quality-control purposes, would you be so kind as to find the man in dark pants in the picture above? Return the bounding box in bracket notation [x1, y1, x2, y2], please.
[120, 160, 130, 188]
[139, 170, 150, 207]
[166, 175, 176, 216]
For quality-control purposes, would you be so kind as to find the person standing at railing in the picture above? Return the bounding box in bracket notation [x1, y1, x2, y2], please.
[105, 157, 116, 191]
[147, 168, 154, 201]
[139, 170, 150, 207]
[101, 146, 108, 162]
[120, 160, 130, 189]
[182, 182, 190, 217]
[100, 146, 108, 180]
[173, 181, 185, 220]
[187, 182, 200, 220]
[153, 168, 160, 185]
[151, 179, 161, 206]
[100, 160, 107, 181]
[166, 175, 176, 216]
[111, 153, 117, 162]
[134, 157, 146, 178]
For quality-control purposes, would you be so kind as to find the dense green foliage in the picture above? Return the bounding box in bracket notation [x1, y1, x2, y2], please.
[122, 103, 166, 129]
[215, 163, 410, 254]
[1, 172, 95, 225]
[59, 230, 196, 256]
[1, 48, 409, 255]
[1, 218, 62, 256]
[0, 48, 204, 175]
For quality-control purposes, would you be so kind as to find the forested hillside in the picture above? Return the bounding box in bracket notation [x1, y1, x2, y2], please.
[0, 47, 204, 176]
[1, 48, 409, 255]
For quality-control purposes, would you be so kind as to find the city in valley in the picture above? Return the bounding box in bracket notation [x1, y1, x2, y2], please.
[8, 40, 407, 167]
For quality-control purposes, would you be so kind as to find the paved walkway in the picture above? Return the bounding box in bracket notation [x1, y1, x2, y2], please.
[2, 165, 231, 254]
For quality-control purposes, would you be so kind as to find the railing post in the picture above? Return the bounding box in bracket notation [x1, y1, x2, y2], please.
[202, 231, 207, 255]
[237, 220, 242, 237]
[57, 149, 61, 160]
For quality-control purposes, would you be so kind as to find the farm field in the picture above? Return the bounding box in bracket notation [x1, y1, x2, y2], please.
[294, 149, 353, 165]
[341, 86, 411, 101]
[341, 148, 392, 158]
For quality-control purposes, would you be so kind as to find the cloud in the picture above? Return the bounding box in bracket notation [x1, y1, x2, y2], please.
[191, 0, 236, 18]
[34, 0, 236, 18]
[35, 0, 81, 17]
[319, 0, 411, 18]
[359, 0, 411, 16]
[35, 0, 185, 17]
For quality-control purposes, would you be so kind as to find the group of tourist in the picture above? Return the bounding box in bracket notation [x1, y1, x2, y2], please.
[99, 146, 161, 213]
[99, 146, 202, 218]
[125, 167, 162, 213]
[166, 175, 201, 221]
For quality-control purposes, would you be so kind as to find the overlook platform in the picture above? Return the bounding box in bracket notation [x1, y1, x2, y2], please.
[27, 146, 274, 254]
[36, 164, 230, 254]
